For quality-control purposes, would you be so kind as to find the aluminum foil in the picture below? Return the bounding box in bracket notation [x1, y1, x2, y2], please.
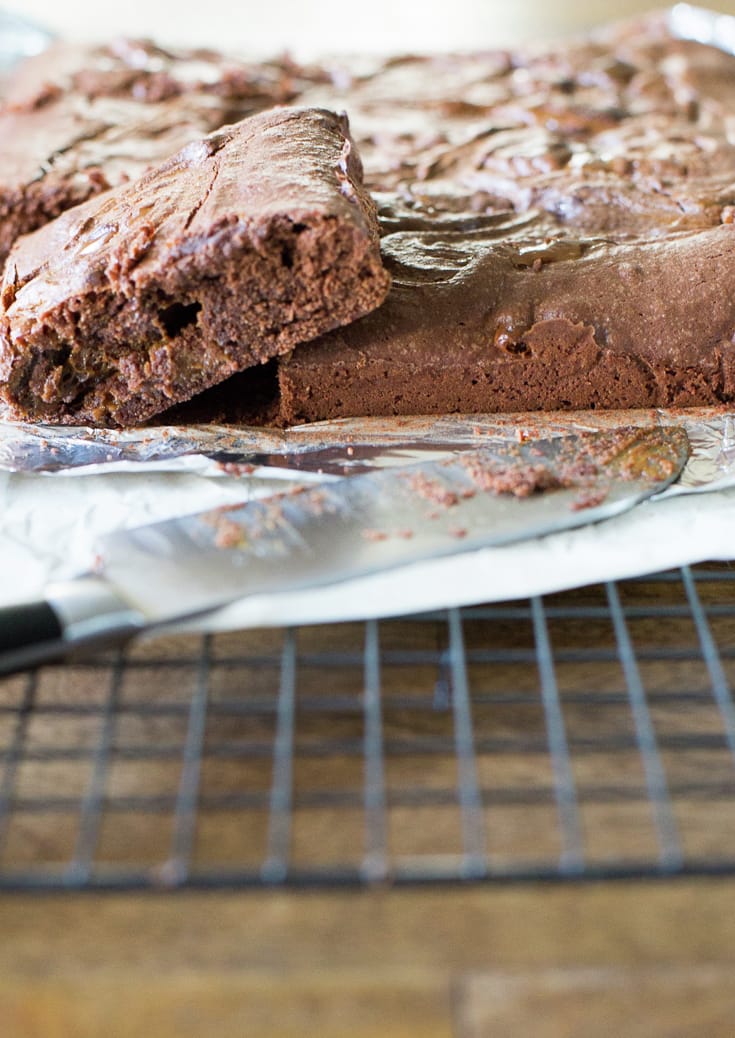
[0, 10, 53, 74]
[0, 408, 734, 502]
[668, 3, 735, 54]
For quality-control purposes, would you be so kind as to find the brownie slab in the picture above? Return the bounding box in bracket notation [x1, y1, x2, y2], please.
[278, 200, 735, 423]
[275, 13, 735, 422]
[0, 107, 390, 425]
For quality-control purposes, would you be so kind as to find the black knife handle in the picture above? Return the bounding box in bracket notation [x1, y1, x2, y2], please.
[0, 578, 148, 677]
[0, 600, 66, 676]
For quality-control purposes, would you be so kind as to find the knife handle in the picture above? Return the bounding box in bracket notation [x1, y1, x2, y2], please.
[0, 578, 145, 677]
[0, 600, 66, 675]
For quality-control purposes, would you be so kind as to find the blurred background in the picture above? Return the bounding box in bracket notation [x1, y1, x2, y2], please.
[7, 0, 735, 52]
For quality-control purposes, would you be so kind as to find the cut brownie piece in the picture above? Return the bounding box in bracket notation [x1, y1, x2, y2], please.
[0, 39, 328, 267]
[0, 107, 390, 425]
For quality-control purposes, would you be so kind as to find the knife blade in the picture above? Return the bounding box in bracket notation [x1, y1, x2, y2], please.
[0, 426, 688, 674]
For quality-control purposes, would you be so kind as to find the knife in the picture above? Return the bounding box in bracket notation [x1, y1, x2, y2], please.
[0, 426, 688, 675]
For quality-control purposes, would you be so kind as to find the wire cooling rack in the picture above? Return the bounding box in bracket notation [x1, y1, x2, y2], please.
[2, 562, 735, 890]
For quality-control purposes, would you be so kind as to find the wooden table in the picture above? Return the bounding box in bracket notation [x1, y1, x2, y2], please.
[2, 882, 735, 1036]
[2, 570, 735, 1036]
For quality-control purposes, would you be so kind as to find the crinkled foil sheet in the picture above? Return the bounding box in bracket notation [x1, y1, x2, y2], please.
[1, 407, 734, 501]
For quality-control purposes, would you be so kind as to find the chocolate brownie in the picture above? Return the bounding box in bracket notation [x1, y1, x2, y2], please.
[7, 12, 735, 426]
[0, 39, 328, 267]
[0, 107, 390, 425]
[275, 13, 735, 421]
[278, 199, 735, 422]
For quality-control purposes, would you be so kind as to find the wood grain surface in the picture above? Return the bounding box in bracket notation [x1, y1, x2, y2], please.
[3, 883, 735, 1036]
[3, 569, 735, 1034]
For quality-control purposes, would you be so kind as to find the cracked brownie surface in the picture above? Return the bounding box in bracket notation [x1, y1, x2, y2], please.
[0, 38, 329, 268]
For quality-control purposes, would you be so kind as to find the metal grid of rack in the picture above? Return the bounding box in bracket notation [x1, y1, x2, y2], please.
[2, 562, 735, 890]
